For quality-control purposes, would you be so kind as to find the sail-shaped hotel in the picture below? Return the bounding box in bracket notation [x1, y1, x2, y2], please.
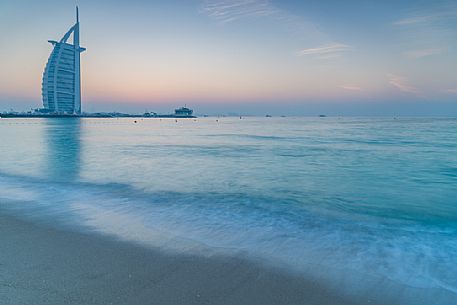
[42, 7, 85, 114]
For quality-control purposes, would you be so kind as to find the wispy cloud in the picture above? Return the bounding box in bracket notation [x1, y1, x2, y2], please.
[297, 43, 352, 59]
[393, 8, 457, 26]
[200, 0, 325, 40]
[201, 1, 351, 60]
[339, 85, 362, 91]
[201, 0, 278, 23]
[404, 48, 444, 59]
[388, 74, 419, 95]
[393, 4, 457, 57]
[393, 15, 437, 26]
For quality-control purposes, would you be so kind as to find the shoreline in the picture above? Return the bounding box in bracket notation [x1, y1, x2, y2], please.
[0, 114, 196, 118]
[0, 212, 360, 305]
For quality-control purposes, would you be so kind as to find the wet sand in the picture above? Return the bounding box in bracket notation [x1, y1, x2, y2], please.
[0, 213, 364, 305]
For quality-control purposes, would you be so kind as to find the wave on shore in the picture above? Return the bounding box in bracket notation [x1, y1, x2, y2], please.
[1, 171, 456, 304]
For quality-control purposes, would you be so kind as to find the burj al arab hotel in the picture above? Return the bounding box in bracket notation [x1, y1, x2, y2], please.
[42, 7, 85, 114]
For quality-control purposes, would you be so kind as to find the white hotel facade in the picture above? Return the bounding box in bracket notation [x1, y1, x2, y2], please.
[42, 7, 85, 114]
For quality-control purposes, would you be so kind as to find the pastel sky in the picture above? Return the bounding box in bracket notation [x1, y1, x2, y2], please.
[0, 0, 456, 115]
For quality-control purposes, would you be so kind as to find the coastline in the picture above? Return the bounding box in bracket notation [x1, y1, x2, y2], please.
[0, 114, 197, 118]
[0, 212, 361, 305]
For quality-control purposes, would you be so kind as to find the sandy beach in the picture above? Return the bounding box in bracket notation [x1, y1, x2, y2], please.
[0, 212, 362, 305]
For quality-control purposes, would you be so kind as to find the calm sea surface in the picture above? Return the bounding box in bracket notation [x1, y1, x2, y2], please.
[1, 117, 456, 303]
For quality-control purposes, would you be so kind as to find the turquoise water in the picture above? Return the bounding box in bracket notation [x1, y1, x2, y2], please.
[1, 117, 456, 303]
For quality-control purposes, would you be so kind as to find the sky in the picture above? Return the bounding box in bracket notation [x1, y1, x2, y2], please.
[0, 0, 456, 115]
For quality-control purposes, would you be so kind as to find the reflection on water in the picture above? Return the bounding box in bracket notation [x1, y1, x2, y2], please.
[44, 118, 81, 181]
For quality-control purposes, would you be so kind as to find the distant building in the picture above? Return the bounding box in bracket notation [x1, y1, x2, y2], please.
[42, 7, 85, 114]
[174, 107, 193, 117]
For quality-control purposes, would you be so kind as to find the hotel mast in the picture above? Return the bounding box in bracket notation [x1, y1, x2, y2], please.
[42, 7, 85, 114]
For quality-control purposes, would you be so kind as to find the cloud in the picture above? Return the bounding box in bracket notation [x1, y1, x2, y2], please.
[445, 89, 457, 94]
[201, 0, 278, 23]
[339, 85, 362, 91]
[404, 48, 444, 59]
[200, 0, 325, 40]
[297, 43, 351, 59]
[393, 8, 457, 26]
[388, 74, 419, 95]
[201, 1, 350, 60]
[393, 15, 437, 26]
[392, 5, 457, 54]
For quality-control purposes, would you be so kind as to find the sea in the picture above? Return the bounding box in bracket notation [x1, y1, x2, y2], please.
[1, 117, 456, 304]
